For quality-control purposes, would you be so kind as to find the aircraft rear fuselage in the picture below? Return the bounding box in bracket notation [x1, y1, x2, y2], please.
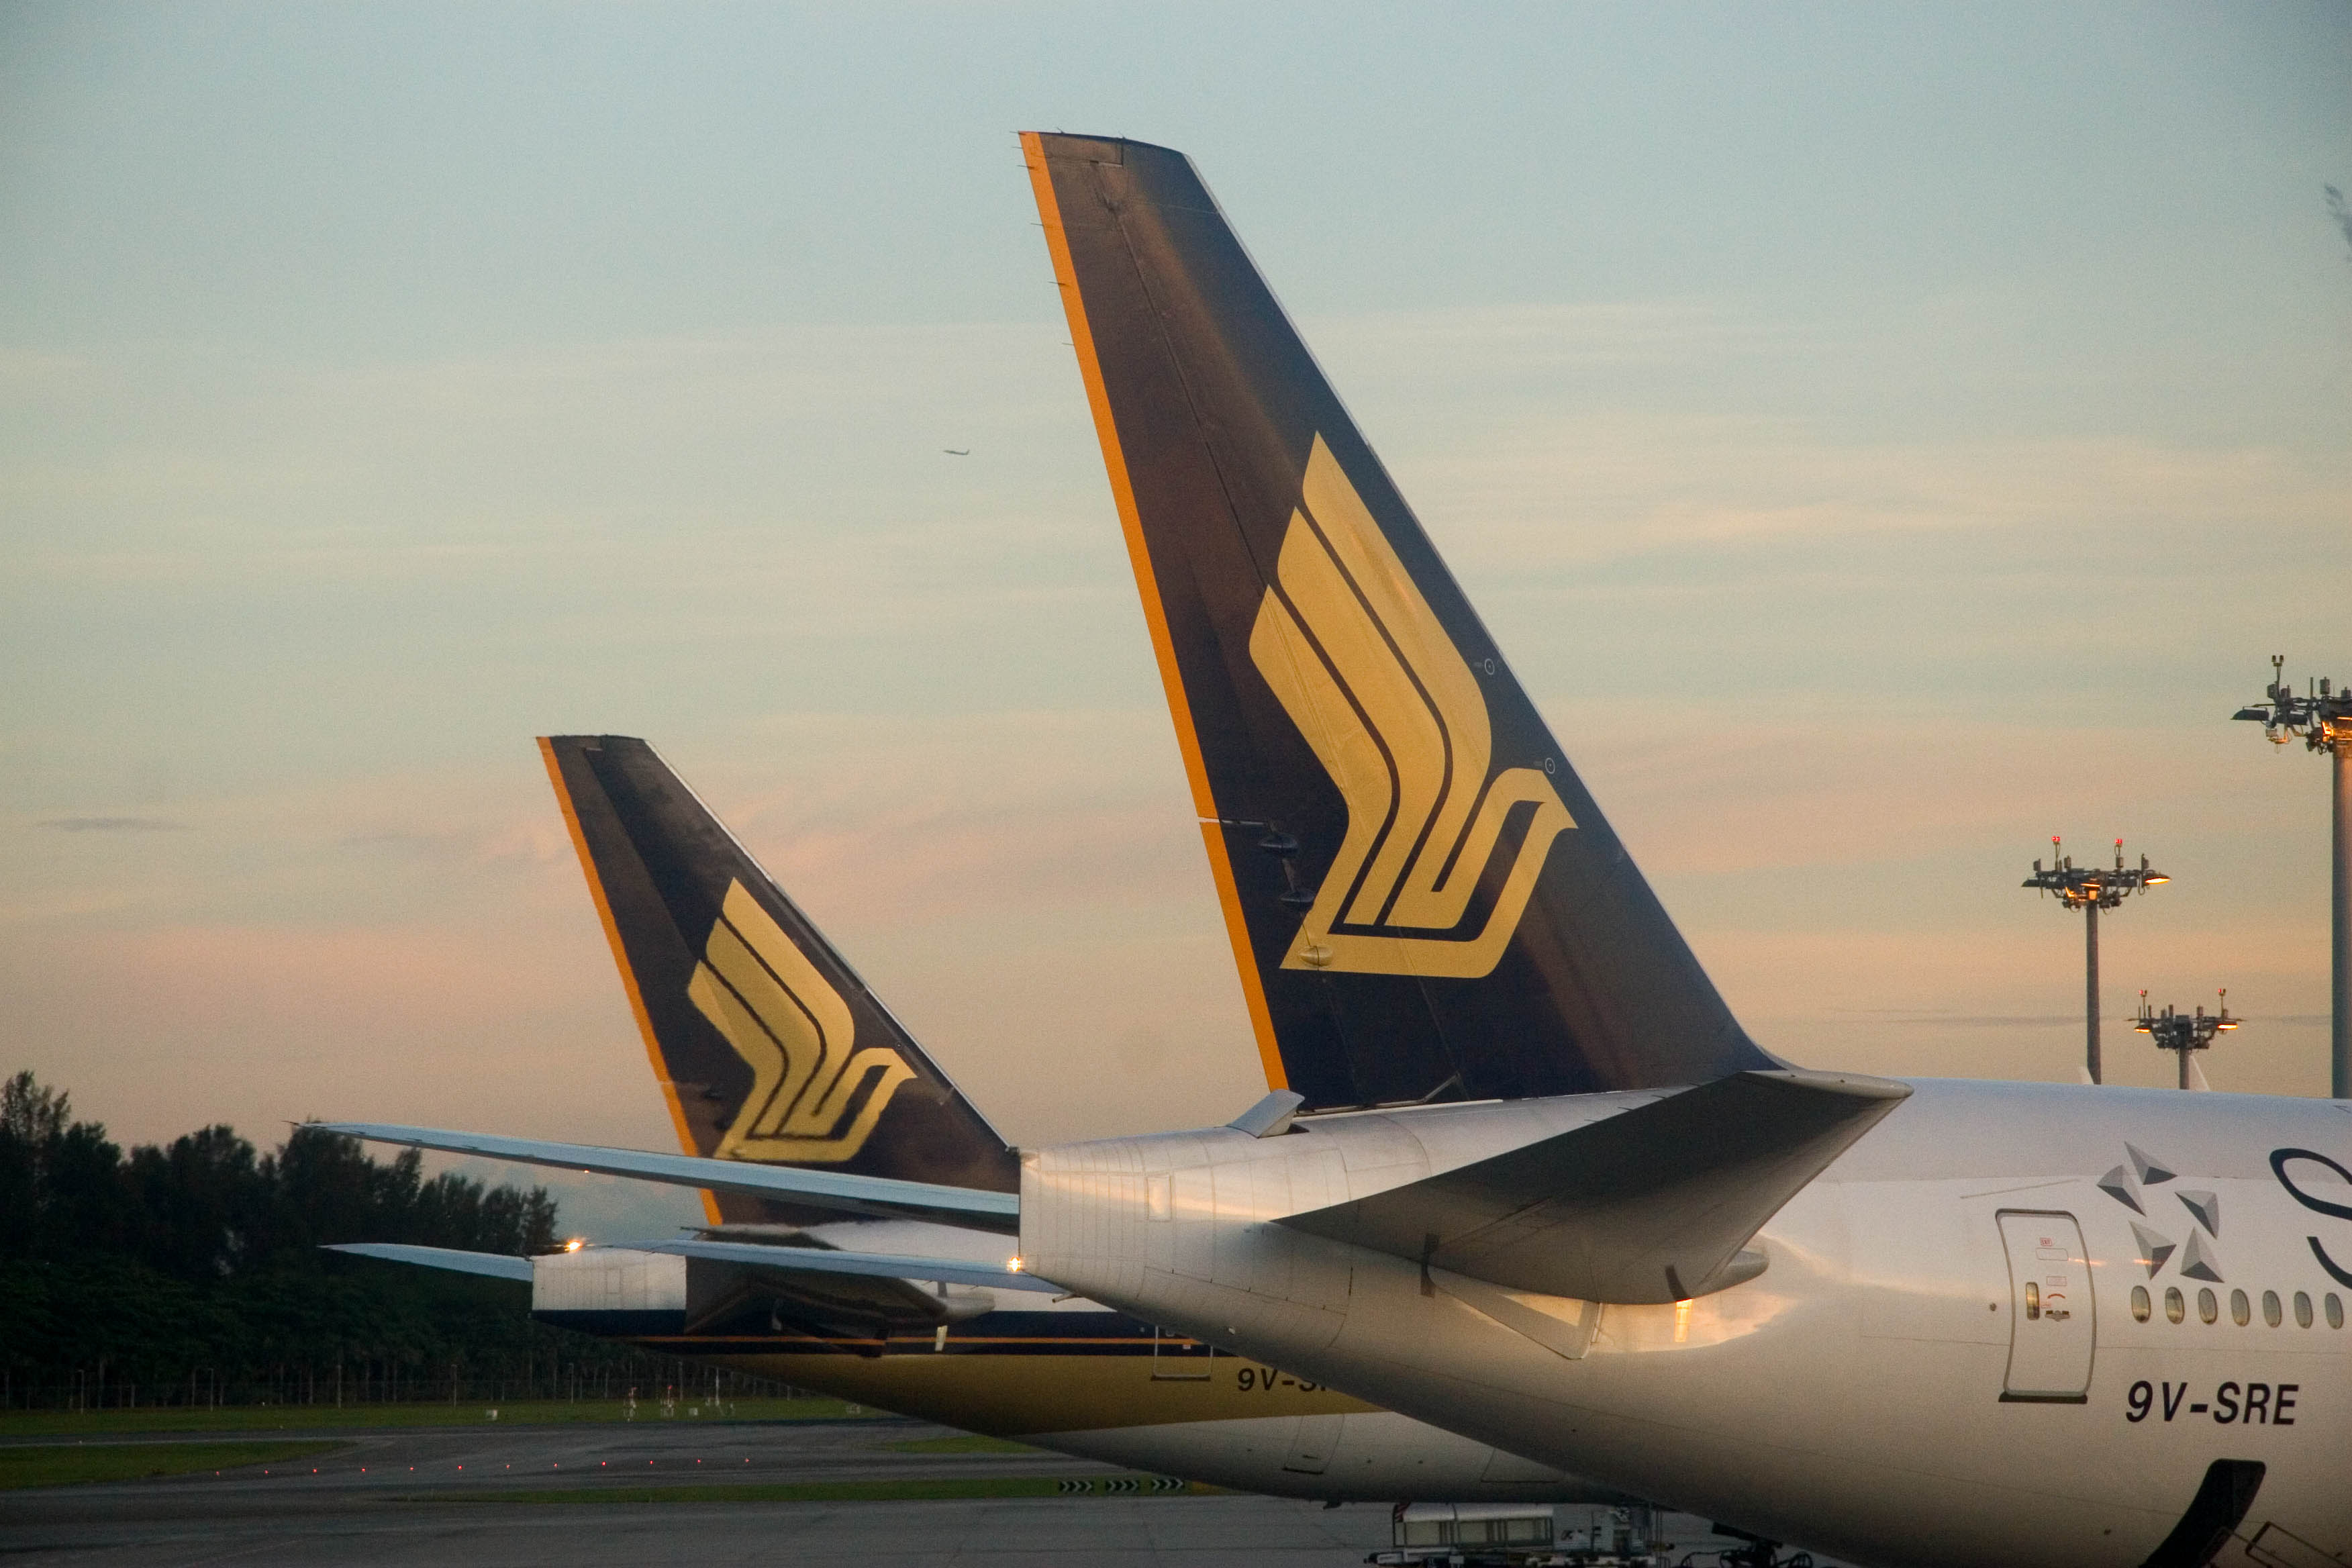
[1021, 1079, 2352, 1568]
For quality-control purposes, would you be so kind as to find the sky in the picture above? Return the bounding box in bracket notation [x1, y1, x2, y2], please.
[4, 3, 2348, 1238]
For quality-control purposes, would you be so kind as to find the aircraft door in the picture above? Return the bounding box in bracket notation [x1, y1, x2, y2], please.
[1996, 1211, 2094, 1402]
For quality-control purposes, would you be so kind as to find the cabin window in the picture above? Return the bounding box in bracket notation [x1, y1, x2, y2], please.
[2231, 1289, 2251, 1326]
[2294, 1291, 2313, 1329]
[2129, 1286, 2151, 1323]
[2164, 1287, 2184, 1324]
[2328, 1293, 2345, 1330]
[2198, 1288, 2218, 1325]
[2262, 1291, 2282, 1328]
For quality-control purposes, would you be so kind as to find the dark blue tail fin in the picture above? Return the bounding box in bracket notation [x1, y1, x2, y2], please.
[540, 736, 1017, 1224]
[1022, 134, 1772, 1108]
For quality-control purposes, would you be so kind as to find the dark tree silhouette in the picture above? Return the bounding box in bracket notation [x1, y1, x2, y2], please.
[0, 1071, 602, 1412]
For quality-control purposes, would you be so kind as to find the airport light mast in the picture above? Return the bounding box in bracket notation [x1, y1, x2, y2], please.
[2232, 655, 2352, 1099]
[2135, 989, 2238, 1090]
[2023, 838, 2168, 1085]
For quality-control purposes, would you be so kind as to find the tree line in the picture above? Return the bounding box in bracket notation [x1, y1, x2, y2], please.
[0, 1070, 701, 1411]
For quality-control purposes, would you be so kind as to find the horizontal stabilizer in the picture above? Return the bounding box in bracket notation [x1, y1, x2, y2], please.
[1279, 1071, 1910, 1304]
[314, 1122, 1020, 1234]
[603, 1237, 1065, 1294]
[328, 1242, 534, 1281]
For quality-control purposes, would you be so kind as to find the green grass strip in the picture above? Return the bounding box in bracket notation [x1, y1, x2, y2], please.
[0, 1398, 877, 1438]
[409, 1475, 1215, 1505]
[0, 1440, 347, 1490]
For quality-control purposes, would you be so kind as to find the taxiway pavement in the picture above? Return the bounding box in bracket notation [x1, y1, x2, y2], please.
[0, 1416, 1798, 1566]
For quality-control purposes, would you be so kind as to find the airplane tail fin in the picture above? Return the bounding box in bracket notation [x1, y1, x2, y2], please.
[540, 736, 1018, 1226]
[1021, 134, 1773, 1108]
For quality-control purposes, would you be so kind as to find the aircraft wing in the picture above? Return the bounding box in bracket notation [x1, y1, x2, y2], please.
[328, 1238, 1066, 1338]
[313, 1122, 1021, 1233]
[328, 1242, 535, 1281]
[1279, 1070, 1910, 1304]
[603, 1238, 1063, 1293]
[326, 1238, 1050, 1293]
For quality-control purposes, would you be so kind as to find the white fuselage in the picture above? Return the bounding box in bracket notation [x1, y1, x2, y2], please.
[1020, 1079, 2352, 1568]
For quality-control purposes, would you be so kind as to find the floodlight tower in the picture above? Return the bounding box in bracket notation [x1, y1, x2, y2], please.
[2135, 989, 2239, 1090]
[2022, 838, 2169, 1085]
[2232, 655, 2352, 1098]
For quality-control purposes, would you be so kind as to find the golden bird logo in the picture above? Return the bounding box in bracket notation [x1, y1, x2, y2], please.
[687, 879, 912, 1162]
[1248, 437, 1575, 978]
